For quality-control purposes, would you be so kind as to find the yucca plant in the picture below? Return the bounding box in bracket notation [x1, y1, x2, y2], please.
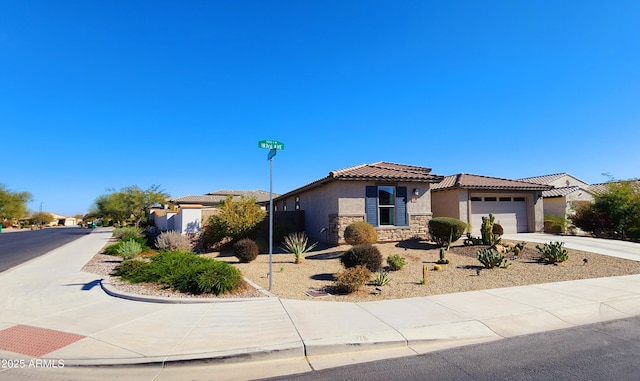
[372, 270, 390, 286]
[281, 232, 318, 264]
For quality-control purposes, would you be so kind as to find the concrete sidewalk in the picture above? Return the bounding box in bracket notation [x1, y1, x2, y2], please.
[1, 229, 640, 380]
[502, 233, 640, 261]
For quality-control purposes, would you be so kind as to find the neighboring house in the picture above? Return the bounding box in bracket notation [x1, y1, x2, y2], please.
[152, 190, 275, 235]
[518, 173, 596, 232]
[431, 174, 551, 236]
[273, 162, 444, 245]
[21, 213, 76, 227]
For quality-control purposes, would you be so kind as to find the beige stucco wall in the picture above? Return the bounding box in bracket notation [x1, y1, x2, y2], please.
[544, 197, 567, 219]
[546, 175, 589, 189]
[432, 189, 467, 221]
[279, 181, 435, 244]
[533, 191, 544, 232]
[277, 182, 340, 243]
[544, 189, 594, 219]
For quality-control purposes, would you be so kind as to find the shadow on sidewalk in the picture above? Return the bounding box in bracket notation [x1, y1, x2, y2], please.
[63, 279, 102, 291]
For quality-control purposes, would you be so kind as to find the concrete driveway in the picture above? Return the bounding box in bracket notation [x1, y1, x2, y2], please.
[501, 233, 640, 262]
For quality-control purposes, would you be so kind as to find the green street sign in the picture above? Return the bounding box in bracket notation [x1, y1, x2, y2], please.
[258, 140, 285, 150]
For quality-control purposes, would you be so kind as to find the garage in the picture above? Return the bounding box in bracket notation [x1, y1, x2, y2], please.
[470, 196, 528, 235]
[431, 173, 551, 236]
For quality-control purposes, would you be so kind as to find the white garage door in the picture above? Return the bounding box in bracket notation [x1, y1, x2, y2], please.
[471, 196, 528, 235]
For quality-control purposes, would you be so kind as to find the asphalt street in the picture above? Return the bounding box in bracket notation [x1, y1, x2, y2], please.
[264, 315, 640, 381]
[0, 227, 91, 272]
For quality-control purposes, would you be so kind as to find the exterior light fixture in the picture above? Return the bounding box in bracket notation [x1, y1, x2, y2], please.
[413, 188, 419, 196]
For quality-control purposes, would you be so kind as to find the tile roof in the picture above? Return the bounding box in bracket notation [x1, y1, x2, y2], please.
[207, 190, 273, 203]
[168, 195, 228, 204]
[169, 190, 277, 205]
[517, 173, 568, 184]
[274, 162, 444, 200]
[542, 186, 583, 198]
[330, 161, 443, 182]
[432, 173, 552, 191]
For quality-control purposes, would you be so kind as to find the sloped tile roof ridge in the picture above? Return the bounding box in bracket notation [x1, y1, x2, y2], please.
[208, 189, 269, 195]
[518, 173, 568, 184]
[433, 173, 551, 190]
[330, 163, 368, 176]
[542, 186, 582, 197]
[370, 161, 433, 173]
[331, 161, 438, 180]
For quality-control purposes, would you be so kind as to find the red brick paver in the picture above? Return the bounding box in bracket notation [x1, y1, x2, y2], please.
[0, 325, 85, 357]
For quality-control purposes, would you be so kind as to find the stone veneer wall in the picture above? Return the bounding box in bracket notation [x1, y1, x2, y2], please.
[328, 213, 432, 245]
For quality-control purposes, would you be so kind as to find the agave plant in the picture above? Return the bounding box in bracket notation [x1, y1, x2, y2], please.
[281, 232, 318, 264]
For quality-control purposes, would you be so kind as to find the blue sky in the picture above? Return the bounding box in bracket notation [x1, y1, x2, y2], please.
[1, 1, 638, 216]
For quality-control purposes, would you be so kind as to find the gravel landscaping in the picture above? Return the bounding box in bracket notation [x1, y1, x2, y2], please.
[84, 238, 640, 303]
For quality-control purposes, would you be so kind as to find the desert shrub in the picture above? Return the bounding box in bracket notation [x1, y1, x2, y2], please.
[2, 220, 12, 228]
[476, 248, 510, 269]
[492, 223, 504, 237]
[629, 227, 640, 240]
[428, 217, 467, 247]
[536, 241, 569, 263]
[155, 230, 192, 252]
[104, 237, 150, 255]
[343, 221, 377, 245]
[341, 244, 383, 272]
[196, 262, 244, 295]
[113, 226, 144, 241]
[110, 259, 148, 277]
[386, 254, 406, 271]
[233, 238, 259, 263]
[116, 239, 143, 260]
[111, 251, 243, 295]
[202, 196, 266, 247]
[281, 232, 318, 264]
[333, 265, 371, 294]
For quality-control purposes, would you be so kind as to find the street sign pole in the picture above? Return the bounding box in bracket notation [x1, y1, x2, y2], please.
[268, 154, 273, 291]
[258, 141, 284, 292]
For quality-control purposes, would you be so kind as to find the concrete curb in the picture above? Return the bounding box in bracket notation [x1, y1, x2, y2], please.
[62, 343, 306, 367]
[100, 276, 275, 304]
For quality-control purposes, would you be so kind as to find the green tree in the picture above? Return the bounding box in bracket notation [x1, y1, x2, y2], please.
[203, 196, 266, 245]
[0, 184, 32, 221]
[571, 178, 640, 239]
[89, 185, 169, 227]
[30, 212, 55, 225]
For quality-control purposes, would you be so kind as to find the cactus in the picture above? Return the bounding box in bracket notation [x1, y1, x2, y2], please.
[476, 247, 510, 269]
[481, 214, 501, 247]
[536, 241, 569, 263]
[436, 247, 450, 265]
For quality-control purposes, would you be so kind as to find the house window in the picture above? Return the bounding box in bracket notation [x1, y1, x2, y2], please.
[295, 196, 300, 210]
[514, 197, 525, 202]
[365, 186, 407, 227]
[499, 197, 512, 202]
[484, 197, 497, 202]
[470, 197, 482, 202]
[378, 186, 395, 225]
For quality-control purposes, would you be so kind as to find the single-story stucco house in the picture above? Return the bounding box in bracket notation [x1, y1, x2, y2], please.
[152, 189, 275, 234]
[518, 173, 600, 234]
[518, 173, 596, 222]
[273, 161, 444, 245]
[431, 173, 552, 236]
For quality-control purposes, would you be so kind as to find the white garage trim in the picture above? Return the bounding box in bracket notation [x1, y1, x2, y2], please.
[470, 195, 528, 235]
